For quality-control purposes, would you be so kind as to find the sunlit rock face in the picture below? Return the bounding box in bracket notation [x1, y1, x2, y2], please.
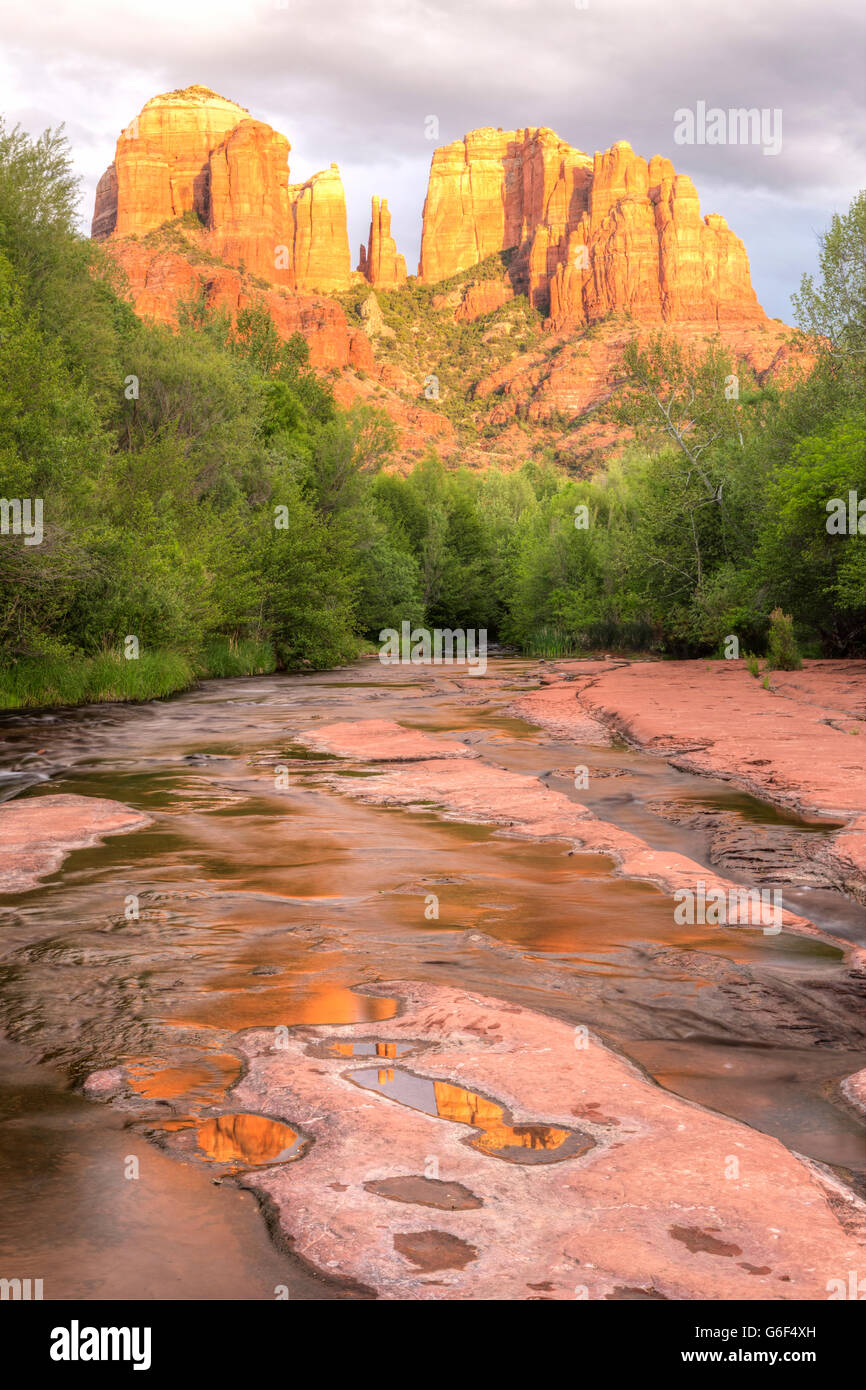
[419, 127, 765, 328]
[91, 86, 352, 293]
[358, 196, 407, 288]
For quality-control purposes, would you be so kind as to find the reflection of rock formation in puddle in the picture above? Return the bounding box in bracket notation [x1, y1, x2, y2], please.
[329, 1040, 413, 1059]
[195, 1113, 305, 1167]
[349, 1064, 592, 1164]
[165, 981, 399, 1032]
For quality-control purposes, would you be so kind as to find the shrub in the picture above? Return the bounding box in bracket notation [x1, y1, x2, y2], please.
[766, 608, 803, 670]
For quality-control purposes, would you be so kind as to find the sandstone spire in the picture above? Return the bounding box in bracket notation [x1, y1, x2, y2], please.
[358, 196, 407, 289]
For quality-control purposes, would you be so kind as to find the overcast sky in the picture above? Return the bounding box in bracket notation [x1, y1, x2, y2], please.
[1, 0, 863, 319]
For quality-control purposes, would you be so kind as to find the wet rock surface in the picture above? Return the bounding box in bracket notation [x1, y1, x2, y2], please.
[0, 793, 151, 892]
[229, 983, 866, 1300]
[2, 659, 864, 1299]
[516, 660, 866, 902]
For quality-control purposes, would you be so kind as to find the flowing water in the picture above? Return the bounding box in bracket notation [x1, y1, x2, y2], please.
[0, 658, 863, 1299]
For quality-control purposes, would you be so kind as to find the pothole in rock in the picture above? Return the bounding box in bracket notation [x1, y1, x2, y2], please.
[158, 1112, 308, 1172]
[364, 1175, 483, 1210]
[349, 1066, 595, 1164]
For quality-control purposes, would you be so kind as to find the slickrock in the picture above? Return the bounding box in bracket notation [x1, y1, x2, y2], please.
[231, 982, 866, 1299]
[92, 86, 352, 293]
[419, 127, 765, 327]
[515, 661, 866, 900]
[300, 718, 476, 761]
[0, 794, 150, 893]
[358, 196, 407, 288]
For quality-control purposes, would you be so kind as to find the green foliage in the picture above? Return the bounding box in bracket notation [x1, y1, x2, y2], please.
[195, 637, 277, 678]
[792, 191, 866, 356]
[0, 649, 196, 709]
[765, 608, 803, 670]
[0, 121, 410, 692]
[1, 117, 864, 701]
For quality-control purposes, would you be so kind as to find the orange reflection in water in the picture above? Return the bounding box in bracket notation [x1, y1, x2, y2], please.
[350, 1061, 582, 1162]
[167, 981, 398, 1032]
[126, 1054, 241, 1106]
[331, 1041, 400, 1060]
[432, 1081, 572, 1156]
[195, 1113, 302, 1166]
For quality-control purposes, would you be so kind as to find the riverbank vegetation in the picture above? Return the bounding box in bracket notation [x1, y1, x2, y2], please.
[1, 121, 863, 707]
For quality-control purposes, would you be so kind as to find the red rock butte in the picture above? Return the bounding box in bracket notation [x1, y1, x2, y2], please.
[359, 195, 407, 289]
[92, 88, 792, 465]
[418, 127, 766, 328]
[92, 85, 352, 293]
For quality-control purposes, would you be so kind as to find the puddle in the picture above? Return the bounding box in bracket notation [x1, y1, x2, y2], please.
[194, 1113, 305, 1167]
[328, 1040, 414, 1058]
[126, 1052, 241, 1108]
[348, 1064, 594, 1164]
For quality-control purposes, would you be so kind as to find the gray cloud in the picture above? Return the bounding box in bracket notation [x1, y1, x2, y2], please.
[1, 0, 863, 317]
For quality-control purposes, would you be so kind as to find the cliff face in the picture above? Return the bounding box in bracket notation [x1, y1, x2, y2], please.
[104, 238, 373, 372]
[419, 127, 593, 288]
[92, 86, 351, 293]
[419, 128, 765, 328]
[91, 92, 797, 470]
[358, 196, 407, 288]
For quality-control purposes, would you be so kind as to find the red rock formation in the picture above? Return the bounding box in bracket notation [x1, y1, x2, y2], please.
[92, 86, 351, 293]
[419, 128, 765, 329]
[290, 164, 353, 293]
[358, 196, 407, 288]
[104, 240, 373, 372]
[207, 117, 293, 284]
[454, 280, 514, 322]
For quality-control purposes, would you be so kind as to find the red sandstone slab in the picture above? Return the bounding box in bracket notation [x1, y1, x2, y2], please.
[301, 718, 477, 762]
[0, 793, 151, 893]
[233, 982, 866, 1300]
[514, 660, 866, 893]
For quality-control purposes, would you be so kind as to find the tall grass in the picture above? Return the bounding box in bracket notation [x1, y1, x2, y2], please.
[0, 650, 196, 709]
[0, 638, 279, 709]
[523, 625, 578, 658]
[194, 636, 278, 679]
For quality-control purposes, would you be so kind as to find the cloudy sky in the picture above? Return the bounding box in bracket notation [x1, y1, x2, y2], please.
[1, 0, 863, 319]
